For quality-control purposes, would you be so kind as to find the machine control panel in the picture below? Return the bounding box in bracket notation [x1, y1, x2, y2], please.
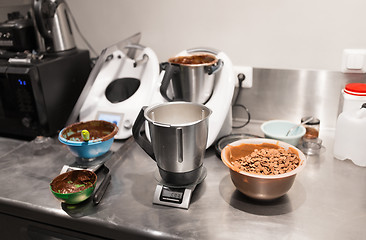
[97, 111, 124, 127]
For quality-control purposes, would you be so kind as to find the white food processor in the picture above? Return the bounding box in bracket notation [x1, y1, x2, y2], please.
[149, 47, 236, 148]
[78, 35, 160, 139]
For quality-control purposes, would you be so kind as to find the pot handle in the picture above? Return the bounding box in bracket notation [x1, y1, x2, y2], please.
[33, 0, 53, 40]
[159, 63, 180, 102]
[132, 107, 155, 160]
[206, 59, 223, 75]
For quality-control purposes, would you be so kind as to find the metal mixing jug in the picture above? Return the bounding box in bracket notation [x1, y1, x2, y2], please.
[160, 54, 223, 104]
[133, 102, 212, 185]
[33, 0, 76, 53]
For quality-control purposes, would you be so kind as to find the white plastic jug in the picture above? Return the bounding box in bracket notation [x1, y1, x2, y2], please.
[333, 103, 366, 167]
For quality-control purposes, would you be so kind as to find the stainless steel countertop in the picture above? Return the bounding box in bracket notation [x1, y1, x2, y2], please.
[0, 122, 365, 240]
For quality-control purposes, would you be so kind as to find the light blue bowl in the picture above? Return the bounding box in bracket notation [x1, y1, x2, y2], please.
[59, 120, 119, 159]
[260, 120, 306, 146]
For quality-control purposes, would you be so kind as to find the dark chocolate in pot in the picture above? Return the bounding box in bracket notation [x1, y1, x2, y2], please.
[169, 54, 216, 65]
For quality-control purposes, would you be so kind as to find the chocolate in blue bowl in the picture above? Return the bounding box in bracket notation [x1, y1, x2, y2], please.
[58, 120, 118, 159]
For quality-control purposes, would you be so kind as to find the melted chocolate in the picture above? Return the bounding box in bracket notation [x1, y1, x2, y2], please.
[61, 120, 118, 142]
[51, 170, 97, 194]
[169, 54, 217, 65]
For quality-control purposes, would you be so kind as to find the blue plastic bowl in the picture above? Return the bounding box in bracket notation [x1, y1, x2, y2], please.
[59, 120, 119, 159]
[260, 120, 306, 146]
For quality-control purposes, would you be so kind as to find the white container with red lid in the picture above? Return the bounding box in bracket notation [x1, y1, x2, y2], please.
[342, 83, 366, 113]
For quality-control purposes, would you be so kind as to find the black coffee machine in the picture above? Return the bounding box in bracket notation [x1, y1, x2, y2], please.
[0, 0, 91, 139]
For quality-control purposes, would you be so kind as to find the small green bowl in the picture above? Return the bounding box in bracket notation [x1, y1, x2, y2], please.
[50, 170, 97, 204]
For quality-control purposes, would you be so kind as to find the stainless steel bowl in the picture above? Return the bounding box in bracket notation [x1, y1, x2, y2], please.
[221, 138, 306, 200]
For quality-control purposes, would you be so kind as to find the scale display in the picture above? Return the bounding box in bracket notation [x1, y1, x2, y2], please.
[153, 184, 193, 209]
[160, 186, 185, 204]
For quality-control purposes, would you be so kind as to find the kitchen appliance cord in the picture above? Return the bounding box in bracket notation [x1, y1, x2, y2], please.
[64, 1, 98, 57]
[232, 73, 251, 128]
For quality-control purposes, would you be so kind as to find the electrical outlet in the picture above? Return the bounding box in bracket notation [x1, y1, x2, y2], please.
[341, 49, 366, 73]
[233, 66, 253, 88]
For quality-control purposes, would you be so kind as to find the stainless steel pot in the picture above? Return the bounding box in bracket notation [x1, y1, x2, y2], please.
[132, 102, 212, 185]
[160, 54, 223, 104]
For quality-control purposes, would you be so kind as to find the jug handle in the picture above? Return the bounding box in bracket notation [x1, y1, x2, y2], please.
[132, 107, 155, 160]
[206, 59, 223, 75]
[33, 0, 53, 39]
[159, 63, 180, 102]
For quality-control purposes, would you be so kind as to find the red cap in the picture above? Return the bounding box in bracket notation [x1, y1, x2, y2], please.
[344, 83, 366, 96]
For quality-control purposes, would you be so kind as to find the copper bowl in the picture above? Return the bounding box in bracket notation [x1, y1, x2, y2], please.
[221, 138, 306, 200]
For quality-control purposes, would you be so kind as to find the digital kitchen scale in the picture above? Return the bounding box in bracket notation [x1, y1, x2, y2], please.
[153, 167, 207, 209]
[59, 151, 113, 205]
[59, 151, 113, 174]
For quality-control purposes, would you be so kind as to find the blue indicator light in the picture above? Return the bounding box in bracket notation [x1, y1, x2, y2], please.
[17, 79, 26, 86]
